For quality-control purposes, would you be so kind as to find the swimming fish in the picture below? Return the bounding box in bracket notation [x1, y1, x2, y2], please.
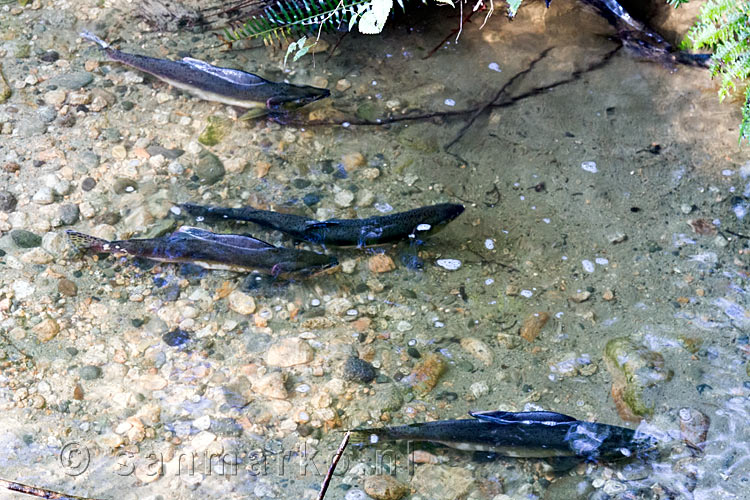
[66, 226, 338, 278]
[79, 31, 330, 119]
[349, 410, 656, 462]
[180, 203, 465, 247]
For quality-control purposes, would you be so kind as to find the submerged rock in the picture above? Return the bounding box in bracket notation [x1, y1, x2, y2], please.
[195, 149, 225, 185]
[604, 337, 673, 421]
[198, 115, 232, 146]
[343, 356, 376, 384]
[364, 474, 409, 500]
[401, 353, 446, 396]
[411, 464, 473, 500]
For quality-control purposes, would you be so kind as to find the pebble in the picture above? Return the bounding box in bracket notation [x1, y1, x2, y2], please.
[343, 356, 376, 383]
[195, 149, 226, 185]
[18, 116, 47, 137]
[470, 381, 490, 398]
[570, 290, 591, 303]
[334, 189, 354, 207]
[47, 71, 93, 90]
[342, 152, 365, 170]
[11, 229, 41, 248]
[79, 365, 102, 380]
[38, 106, 57, 123]
[58, 204, 80, 225]
[111, 145, 127, 160]
[581, 161, 598, 173]
[44, 89, 67, 108]
[335, 79, 352, 92]
[436, 258, 461, 270]
[12, 280, 35, 299]
[228, 290, 256, 315]
[251, 371, 287, 399]
[582, 259, 595, 273]
[520, 312, 550, 342]
[58, 279, 78, 297]
[363, 475, 409, 500]
[163, 329, 190, 347]
[460, 337, 494, 366]
[679, 407, 710, 450]
[20, 248, 53, 265]
[33, 318, 60, 342]
[369, 254, 395, 273]
[0, 191, 17, 212]
[401, 353, 446, 396]
[266, 338, 314, 367]
[32, 186, 55, 204]
[411, 464, 474, 500]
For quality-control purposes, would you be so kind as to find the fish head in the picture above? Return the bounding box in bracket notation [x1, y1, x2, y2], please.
[567, 422, 659, 462]
[267, 83, 330, 111]
[272, 252, 339, 279]
[411, 203, 465, 238]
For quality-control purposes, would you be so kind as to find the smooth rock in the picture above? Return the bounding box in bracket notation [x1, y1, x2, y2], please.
[460, 337, 493, 366]
[364, 475, 409, 500]
[334, 189, 354, 208]
[18, 116, 47, 137]
[11, 229, 41, 248]
[195, 150, 225, 185]
[251, 371, 287, 399]
[369, 254, 396, 273]
[48, 71, 93, 90]
[520, 312, 550, 342]
[411, 465, 474, 500]
[228, 290, 255, 315]
[32, 186, 55, 205]
[79, 365, 103, 380]
[266, 338, 314, 367]
[58, 279, 78, 297]
[33, 318, 60, 342]
[58, 204, 80, 225]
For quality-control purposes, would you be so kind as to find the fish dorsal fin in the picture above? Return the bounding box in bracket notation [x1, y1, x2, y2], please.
[469, 410, 578, 425]
[181, 57, 268, 87]
[172, 226, 276, 249]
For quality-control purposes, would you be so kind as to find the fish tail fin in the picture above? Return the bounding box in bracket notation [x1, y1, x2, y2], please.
[80, 30, 110, 50]
[66, 230, 110, 252]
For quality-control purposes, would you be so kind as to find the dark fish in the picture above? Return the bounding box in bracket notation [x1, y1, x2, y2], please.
[79, 31, 330, 118]
[350, 410, 657, 461]
[66, 226, 338, 278]
[180, 203, 465, 247]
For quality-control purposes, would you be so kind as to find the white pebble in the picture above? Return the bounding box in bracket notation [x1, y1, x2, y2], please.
[295, 384, 311, 393]
[595, 257, 609, 266]
[416, 223, 431, 231]
[543, 218, 551, 224]
[488, 62, 502, 72]
[520, 289, 533, 298]
[193, 415, 211, 431]
[436, 258, 461, 270]
[433, 321, 445, 328]
[581, 161, 598, 173]
[374, 202, 392, 213]
[485, 278, 494, 285]
[444, 98, 456, 107]
[722, 169, 734, 176]
[311, 299, 321, 307]
[484, 238, 495, 250]
[582, 260, 595, 273]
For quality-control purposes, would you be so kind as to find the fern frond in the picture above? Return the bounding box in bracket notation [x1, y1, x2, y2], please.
[224, 0, 374, 43]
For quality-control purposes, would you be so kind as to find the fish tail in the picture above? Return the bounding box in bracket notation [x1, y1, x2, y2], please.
[80, 30, 110, 50]
[66, 230, 110, 252]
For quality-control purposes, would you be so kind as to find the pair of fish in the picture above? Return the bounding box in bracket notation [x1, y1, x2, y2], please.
[350, 410, 657, 462]
[79, 31, 329, 119]
[180, 202, 466, 247]
[66, 226, 337, 279]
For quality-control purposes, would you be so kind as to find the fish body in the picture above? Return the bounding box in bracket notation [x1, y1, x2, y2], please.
[79, 31, 330, 114]
[350, 410, 656, 461]
[66, 226, 338, 278]
[180, 203, 465, 247]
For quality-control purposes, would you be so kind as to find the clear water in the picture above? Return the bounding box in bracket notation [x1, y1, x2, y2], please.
[0, 1, 749, 499]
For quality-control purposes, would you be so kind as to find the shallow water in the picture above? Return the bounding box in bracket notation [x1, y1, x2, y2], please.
[1, 1, 749, 499]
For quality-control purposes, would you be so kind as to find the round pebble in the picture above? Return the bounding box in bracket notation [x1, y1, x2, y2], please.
[581, 161, 598, 173]
[12, 230, 42, 248]
[343, 356, 376, 384]
[436, 259, 462, 270]
[79, 365, 102, 380]
[81, 177, 97, 191]
[0, 191, 18, 212]
[582, 260, 595, 273]
[163, 329, 190, 347]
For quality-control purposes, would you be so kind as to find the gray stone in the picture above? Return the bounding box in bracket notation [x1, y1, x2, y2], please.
[58, 204, 80, 225]
[147, 145, 184, 159]
[48, 72, 93, 90]
[18, 116, 47, 137]
[11, 230, 42, 248]
[32, 186, 55, 205]
[112, 178, 137, 194]
[0, 191, 17, 212]
[37, 106, 57, 123]
[79, 365, 102, 380]
[79, 151, 100, 169]
[195, 150, 225, 185]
